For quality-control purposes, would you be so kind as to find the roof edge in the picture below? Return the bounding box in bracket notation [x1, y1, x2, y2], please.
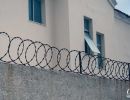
[114, 9, 130, 24]
[108, 0, 117, 8]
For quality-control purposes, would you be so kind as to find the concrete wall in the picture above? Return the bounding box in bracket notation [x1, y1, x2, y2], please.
[0, 63, 129, 100]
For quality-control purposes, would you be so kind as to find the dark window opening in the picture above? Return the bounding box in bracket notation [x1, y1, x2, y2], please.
[96, 33, 105, 68]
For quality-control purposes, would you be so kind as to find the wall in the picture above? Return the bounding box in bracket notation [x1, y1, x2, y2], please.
[52, 0, 70, 49]
[0, 0, 71, 49]
[0, 0, 55, 65]
[68, 0, 130, 62]
[0, 0, 71, 66]
[113, 18, 130, 62]
[0, 63, 129, 100]
[0, 0, 54, 44]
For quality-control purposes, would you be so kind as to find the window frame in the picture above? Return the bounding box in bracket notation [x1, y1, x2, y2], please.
[96, 32, 105, 68]
[28, 0, 46, 24]
[84, 16, 93, 55]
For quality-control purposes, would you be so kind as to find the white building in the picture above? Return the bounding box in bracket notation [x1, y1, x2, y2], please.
[0, 0, 130, 64]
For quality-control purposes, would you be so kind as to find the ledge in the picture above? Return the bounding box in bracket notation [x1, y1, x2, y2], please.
[114, 9, 130, 24]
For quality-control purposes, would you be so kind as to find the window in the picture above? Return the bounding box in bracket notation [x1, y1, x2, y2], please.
[29, 0, 44, 23]
[84, 34, 100, 54]
[84, 17, 91, 54]
[84, 17, 100, 54]
[96, 33, 105, 68]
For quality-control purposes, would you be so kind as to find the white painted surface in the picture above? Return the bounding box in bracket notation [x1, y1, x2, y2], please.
[0, 0, 54, 44]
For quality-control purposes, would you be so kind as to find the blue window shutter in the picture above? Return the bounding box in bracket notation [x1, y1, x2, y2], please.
[84, 18, 89, 34]
[29, 0, 33, 21]
[84, 18, 91, 54]
[96, 34, 101, 52]
[96, 34, 104, 68]
[34, 0, 42, 23]
[84, 40, 91, 54]
[97, 35, 102, 45]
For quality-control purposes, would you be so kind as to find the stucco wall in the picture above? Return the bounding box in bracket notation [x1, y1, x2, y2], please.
[0, 0, 54, 44]
[68, 0, 130, 62]
[113, 18, 130, 62]
[0, 63, 129, 100]
[0, 0, 71, 65]
[52, 0, 70, 49]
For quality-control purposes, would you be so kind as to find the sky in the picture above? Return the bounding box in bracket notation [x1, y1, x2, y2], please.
[115, 0, 130, 15]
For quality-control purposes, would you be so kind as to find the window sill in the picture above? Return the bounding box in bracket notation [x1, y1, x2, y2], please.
[28, 20, 46, 27]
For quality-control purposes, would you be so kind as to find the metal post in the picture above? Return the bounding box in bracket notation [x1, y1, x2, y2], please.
[126, 63, 130, 98]
[79, 51, 82, 74]
[128, 63, 130, 81]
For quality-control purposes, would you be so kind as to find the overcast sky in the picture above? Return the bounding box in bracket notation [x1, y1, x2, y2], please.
[115, 0, 130, 15]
